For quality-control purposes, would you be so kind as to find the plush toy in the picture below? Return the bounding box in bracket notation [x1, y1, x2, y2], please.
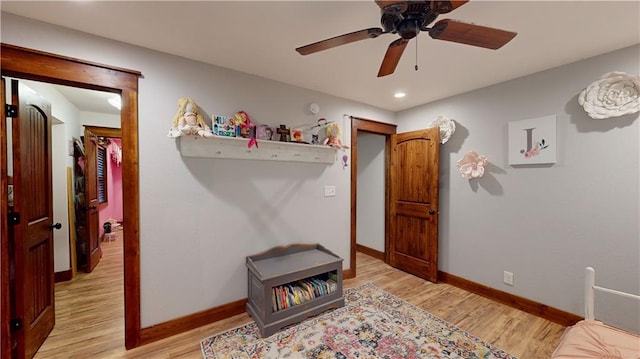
[323, 122, 349, 149]
[168, 97, 214, 138]
[310, 118, 329, 145]
[234, 111, 258, 148]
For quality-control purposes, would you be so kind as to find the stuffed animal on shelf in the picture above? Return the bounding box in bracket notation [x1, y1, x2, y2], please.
[234, 111, 253, 137]
[323, 122, 349, 149]
[234, 110, 258, 148]
[168, 97, 214, 138]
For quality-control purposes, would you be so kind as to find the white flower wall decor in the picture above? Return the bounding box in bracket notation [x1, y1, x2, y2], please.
[427, 115, 456, 144]
[456, 151, 488, 179]
[578, 71, 640, 120]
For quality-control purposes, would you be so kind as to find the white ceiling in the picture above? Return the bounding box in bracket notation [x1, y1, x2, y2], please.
[53, 85, 121, 115]
[2, 1, 639, 113]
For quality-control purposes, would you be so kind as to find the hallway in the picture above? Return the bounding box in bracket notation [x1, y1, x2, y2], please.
[34, 232, 124, 358]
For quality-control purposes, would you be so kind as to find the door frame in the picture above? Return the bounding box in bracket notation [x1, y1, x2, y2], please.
[0, 43, 143, 355]
[73, 126, 122, 275]
[348, 117, 396, 278]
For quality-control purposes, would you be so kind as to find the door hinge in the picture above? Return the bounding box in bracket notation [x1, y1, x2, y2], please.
[10, 318, 22, 332]
[5, 104, 17, 118]
[8, 212, 20, 225]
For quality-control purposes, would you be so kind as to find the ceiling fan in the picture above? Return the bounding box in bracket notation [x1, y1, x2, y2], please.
[295, 0, 517, 77]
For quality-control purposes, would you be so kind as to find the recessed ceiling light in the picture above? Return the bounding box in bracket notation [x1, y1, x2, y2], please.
[394, 92, 406, 98]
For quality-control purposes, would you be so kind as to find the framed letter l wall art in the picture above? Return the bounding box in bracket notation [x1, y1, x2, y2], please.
[508, 114, 557, 165]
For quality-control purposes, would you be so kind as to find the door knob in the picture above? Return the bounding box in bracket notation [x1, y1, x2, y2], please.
[429, 210, 437, 215]
[49, 222, 62, 230]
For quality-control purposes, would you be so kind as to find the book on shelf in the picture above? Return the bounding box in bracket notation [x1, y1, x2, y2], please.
[271, 273, 338, 313]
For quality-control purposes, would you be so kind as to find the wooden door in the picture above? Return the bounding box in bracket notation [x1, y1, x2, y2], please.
[10, 79, 55, 358]
[1, 77, 11, 359]
[389, 127, 440, 282]
[83, 128, 102, 273]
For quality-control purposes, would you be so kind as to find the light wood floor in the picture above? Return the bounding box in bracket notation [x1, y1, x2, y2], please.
[34, 236, 566, 358]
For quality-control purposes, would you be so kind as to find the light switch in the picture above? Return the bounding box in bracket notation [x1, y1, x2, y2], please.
[324, 185, 336, 197]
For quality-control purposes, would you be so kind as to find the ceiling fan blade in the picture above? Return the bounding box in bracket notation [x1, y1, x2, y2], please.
[296, 28, 384, 55]
[378, 38, 409, 77]
[430, 1, 469, 14]
[429, 19, 516, 50]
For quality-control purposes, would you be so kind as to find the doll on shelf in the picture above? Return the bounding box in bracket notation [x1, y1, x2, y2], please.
[168, 97, 214, 138]
[323, 122, 349, 149]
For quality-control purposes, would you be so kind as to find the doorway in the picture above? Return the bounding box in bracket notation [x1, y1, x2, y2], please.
[349, 117, 396, 278]
[355, 132, 386, 259]
[349, 119, 440, 283]
[16, 80, 123, 277]
[0, 43, 142, 357]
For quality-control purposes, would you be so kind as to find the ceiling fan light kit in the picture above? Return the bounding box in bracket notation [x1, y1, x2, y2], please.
[295, 0, 517, 77]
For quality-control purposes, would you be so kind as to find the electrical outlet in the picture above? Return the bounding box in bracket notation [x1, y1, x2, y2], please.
[324, 185, 336, 197]
[503, 271, 514, 286]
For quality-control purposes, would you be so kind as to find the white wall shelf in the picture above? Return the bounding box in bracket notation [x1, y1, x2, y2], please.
[179, 136, 337, 164]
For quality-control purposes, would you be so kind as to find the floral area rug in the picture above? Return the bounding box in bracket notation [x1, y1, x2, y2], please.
[201, 282, 516, 359]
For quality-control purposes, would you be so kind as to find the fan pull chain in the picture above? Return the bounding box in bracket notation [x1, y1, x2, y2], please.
[415, 34, 419, 71]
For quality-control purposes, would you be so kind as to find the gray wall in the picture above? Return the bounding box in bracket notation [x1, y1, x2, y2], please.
[397, 44, 640, 332]
[1, 12, 395, 328]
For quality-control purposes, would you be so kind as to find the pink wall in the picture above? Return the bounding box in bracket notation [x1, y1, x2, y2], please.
[99, 138, 123, 236]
